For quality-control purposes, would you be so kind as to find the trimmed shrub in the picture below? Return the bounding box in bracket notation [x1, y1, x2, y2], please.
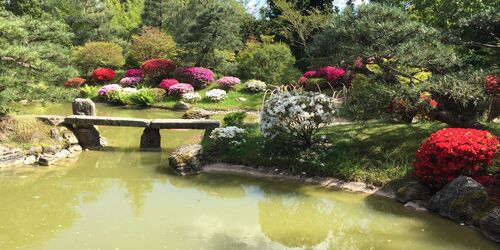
[98, 84, 122, 96]
[182, 93, 202, 103]
[205, 89, 227, 102]
[217, 76, 241, 89]
[159, 78, 180, 91]
[150, 88, 167, 102]
[65, 77, 86, 88]
[130, 27, 177, 64]
[223, 112, 247, 127]
[261, 91, 336, 148]
[125, 68, 144, 78]
[237, 42, 299, 84]
[119, 77, 143, 87]
[209, 126, 247, 147]
[245, 79, 267, 92]
[92, 68, 116, 82]
[298, 66, 347, 88]
[174, 67, 214, 89]
[74, 41, 125, 74]
[141, 59, 176, 79]
[168, 83, 194, 96]
[414, 128, 499, 190]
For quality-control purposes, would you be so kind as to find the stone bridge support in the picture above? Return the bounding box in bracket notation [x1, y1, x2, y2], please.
[140, 128, 161, 151]
[71, 98, 102, 150]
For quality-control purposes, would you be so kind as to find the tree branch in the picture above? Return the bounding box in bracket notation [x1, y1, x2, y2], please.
[1, 56, 42, 71]
[462, 41, 500, 49]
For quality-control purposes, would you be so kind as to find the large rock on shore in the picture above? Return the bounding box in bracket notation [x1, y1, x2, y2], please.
[428, 176, 492, 226]
[396, 181, 432, 203]
[480, 207, 500, 243]
[0, 145, 24, 166]
[168, 144, 204, 175]
[182, 108, 211, 119]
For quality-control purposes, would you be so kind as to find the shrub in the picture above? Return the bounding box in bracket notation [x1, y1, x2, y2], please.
[261, 91, 336, 148]
[485, 74, 499, 95]
[159, 78, 180, 91]
[150, 88, 166, 102]
[119, 77, 143, 87]
[237, 42, 299, 84]
[209, 126, 247, 147]
[74, 42, 125, 74]
[65, 77, 86, 88]
[92, 68, 116, 82]
[174, 67, 214, 89]
[128, 89, 157, 106]
[130, 27, 177, 64]
[303, 78, 330, 92]
[125, 68, 144, 78]
[80, 85, 100, 99]
[141, 59, 176, 79]
[217, 76, 241, 89]
[182, 92, 202, 103]
[105, 90, 129, 106]
[168, 83, 194, 96]
[414, 128, 499, 190]
[205, 89, 227, 102]
[98, 84, 122, 96]
[299, 66, 347, 88]
[223, 112, 247, 127]
[245, 79, 267, 92]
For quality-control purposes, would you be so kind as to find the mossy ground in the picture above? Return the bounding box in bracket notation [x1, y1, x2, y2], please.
[0, 115, 62, 150]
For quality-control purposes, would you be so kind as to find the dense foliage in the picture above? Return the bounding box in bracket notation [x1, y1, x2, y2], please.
[414, 128, 499, 190]
[174, 67, 214, 89]
[129, 27, 177, 64]
[140, 58, 176, 80]
[74, 41, 125, 74]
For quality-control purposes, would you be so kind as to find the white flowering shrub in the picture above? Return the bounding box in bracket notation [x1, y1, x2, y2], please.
[209, 126, 247, 146]
[260, 91, 336, 148]
[205, 89, 227, 102]
[245, 79, 267, 92]
[182, 92, 202, 103]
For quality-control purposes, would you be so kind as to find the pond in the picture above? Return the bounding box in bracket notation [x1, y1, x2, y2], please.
[0, 103, 497, 250]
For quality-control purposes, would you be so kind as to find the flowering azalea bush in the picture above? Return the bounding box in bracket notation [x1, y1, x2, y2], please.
[119, 77, 142, 87]
[168, 83, 194, 96]
[159, 78, 180, 90]
[414, 128, 499, 190]
[65, 77, 86, 88]
[298, 67, 347, 89]
[141, 59, 176, 79]
[98, 84, 122, 96]
[217, 76, 241, 89]
[485, 74, 499, 95]
[205, 89, 227, 102]
[174, 67, 214, 89]
[92, 68, 116, 82]
[125, 68, 144, 78]
[245, 79, 267, 92]
[182, 92, 202, 103]
[260, 91, 336, 148]
[209, 126, 247, 146]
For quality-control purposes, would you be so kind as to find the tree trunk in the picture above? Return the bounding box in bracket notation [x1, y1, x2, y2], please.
[487, 96, 500, 122]
[430, 110, 484, 129]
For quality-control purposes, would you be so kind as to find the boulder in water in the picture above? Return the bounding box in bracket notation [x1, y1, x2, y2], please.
[169, 144, 204, 175]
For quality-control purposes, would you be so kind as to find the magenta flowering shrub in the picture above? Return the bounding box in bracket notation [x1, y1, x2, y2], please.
[125, 68, 144, 78]
[120, 77, 143, 86]
[298, 66, 347, 89]
[174, 67, 214, 89]
[168, 83, 194, 96]
[98, 84, 122, 96]
[159, 78, 180, 91]
[217, 76, 241, 88]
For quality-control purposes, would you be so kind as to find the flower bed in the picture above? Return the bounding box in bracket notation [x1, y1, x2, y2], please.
[414, 128, 499, 190]
[174, 67, 214, 89]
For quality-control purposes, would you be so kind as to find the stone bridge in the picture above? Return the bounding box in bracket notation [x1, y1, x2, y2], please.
[36, 99, 219, 151]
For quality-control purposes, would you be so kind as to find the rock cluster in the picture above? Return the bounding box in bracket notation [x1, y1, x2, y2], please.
[0, 146, 24, 166]
[168, 144, 204, 175]
[182, 108, 211, 119]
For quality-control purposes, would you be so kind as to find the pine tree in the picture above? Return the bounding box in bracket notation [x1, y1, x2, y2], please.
[4, 0, 43, 17]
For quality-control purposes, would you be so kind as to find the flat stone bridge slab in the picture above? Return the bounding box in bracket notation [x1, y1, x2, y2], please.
[37, 115, 219, 151]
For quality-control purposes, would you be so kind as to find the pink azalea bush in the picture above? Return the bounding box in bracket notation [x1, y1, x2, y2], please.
[124, 68, 144, 78]
[168, 83, 194, 96]
[98, 84, 122, 96]
[174, 67, 214, 89]
[298, 66, 347, 88]
[159, 78, 180, 91]
[217, 76, 241, 89]
[120, 77, 143, 86]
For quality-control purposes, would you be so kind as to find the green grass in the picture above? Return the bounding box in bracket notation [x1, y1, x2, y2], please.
[155, 83, 265, 110]
[0, 116, 63, 150]
[203, 121, 453, 186]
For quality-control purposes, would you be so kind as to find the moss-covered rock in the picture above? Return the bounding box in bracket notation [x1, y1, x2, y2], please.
[168, 144, 204, 176]
[396, 180, 432, 203]
[182, 108, 211, 119]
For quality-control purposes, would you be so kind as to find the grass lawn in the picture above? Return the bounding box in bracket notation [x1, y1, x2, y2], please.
[203, 121, 500, 186]
[155, 83, 266, 111]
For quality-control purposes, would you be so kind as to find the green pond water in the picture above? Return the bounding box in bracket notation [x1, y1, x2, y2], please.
[0, 103, 497, 250]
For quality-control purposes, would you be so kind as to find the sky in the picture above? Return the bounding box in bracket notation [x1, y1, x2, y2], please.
[243, 0, 370, 18]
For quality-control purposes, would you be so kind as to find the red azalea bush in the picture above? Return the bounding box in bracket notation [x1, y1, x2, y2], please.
[159, 78, 179, 90]
[125, 68, 144, 78]
[140, 59, 176, 79]
[414, 128, 499, 190]
[485, 74, 499, 95]
[65, 77, 86, 88]
[92, 68, 116, 82]
[298, 66, 347, 88]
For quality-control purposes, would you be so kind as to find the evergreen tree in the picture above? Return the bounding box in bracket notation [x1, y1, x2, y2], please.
[141, 0, 185, 30]
[105, 0, 144, 34]
[4, 0, 43, 17]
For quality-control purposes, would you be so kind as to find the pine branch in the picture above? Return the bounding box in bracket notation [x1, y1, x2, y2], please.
[1, 56, 42, 71]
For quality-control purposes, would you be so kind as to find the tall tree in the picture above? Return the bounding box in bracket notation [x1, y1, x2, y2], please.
[105, 0, 145, 34]
[265, 0, 332, 19]
[141, 0, 185, 30]
[174, 0, 243, 66]
[4, 0, 43, 17]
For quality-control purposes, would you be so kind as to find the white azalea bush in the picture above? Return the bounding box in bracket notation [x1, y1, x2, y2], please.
[205, 89, 227, 102]
[209, 126, 247, 147]
[182, 92, 202, 103]
[260, 91, 336, 148]
[245, 79, 267, 92]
